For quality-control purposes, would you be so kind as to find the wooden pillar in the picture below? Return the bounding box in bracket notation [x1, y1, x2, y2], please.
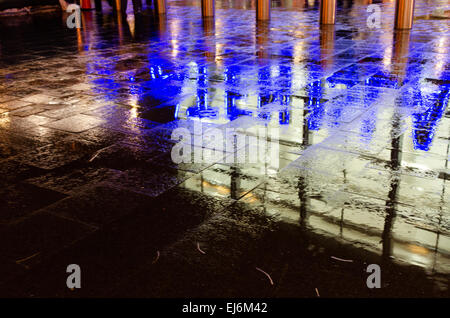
[114, 0, 122, 12]
[202, 0, 214, 17]
[256, 0, 270, 21]
[395, 0, 415, 29]
[155, 0, 167, 15]
[319, 0, 336, 25]
[94, 0, 102, 11]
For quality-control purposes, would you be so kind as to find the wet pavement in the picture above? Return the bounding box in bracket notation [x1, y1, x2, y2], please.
[0, 0, 449, 297]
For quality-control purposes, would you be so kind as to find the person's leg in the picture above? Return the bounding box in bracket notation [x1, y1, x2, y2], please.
[94, 0, 103, 11]
[114, 0, 128, 13]
[59, 0, 68, 10]
[106, 0, 128, 13]
[132, 0, 142, 14]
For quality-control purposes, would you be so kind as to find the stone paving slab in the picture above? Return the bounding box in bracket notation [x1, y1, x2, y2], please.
[0, 0, 448, 297]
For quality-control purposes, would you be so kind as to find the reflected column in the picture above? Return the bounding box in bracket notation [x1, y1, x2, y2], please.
[381, 30, 410, 261]
[115, 7, 126, 46]
[114, 0, 127, 13]
[302, 108, 311, 147]
[75, 10, 96, 52]
[255, 21, 273, 177]
[94, 0, 102, 12]
[156, 9, 168, 40]
[203, 17, 216, 62]
[230, 164, 241, 200]
[228, 84, 241, 199]
[320, 24, 335, 72]
[76, 28, 84, 52]
[155, 0, 167, 15]
[381, 132, 402, 261]
[432, 142, 449, 273]
[256, 20, 271, 108]
[391, 30, 411, 85]
[256, 20, 270, 60]
[298, 176, 310, 227]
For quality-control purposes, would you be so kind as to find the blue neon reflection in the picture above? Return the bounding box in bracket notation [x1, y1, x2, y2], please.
[81, 22, 448, 154]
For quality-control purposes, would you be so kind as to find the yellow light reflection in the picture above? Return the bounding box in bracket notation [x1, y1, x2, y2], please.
[407, 244, 430, 255]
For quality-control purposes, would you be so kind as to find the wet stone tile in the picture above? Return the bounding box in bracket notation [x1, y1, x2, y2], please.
[43, 114, 105, 133]
[0, 188, 225, 297]
[153, 185, 236, 217]
[0, 142, 21, 160]
[0, 100, 32, 110]
[0, 0, 449, 297]
[37, 103, 102, 120]
[21, 94, 57, 104]
[16, 138, 99, 170]
[18, 126, 74, 145]
[82, 104, 141, 122]
[108, 166, 194, 197]
[366, 149, 447, 178]
[0, 159, 46, 188]
[120, 131, 177, 154]
[341, 166, 449, 215]
[100, 115, 160, 135]
[41, 185, 154, 227]
[151, 119, 220, 133]
[25, 167, 124, 195]
[0, 258, 26, 286]
[0, 212, 94, 269]
[319, 131, 390, 156]
[177, 163, 265, 200]
[0, 95, 18, 103]
[88, 142, 161, 171]
[7, 105, 47, 117]
[282, 144, 368, 177]
[0, 114, 38, 132]
[0, 183, 67, 224]
[0, 131, 49, 158]
[18, 114, 56, 126]
[120, 211, 276, 297]
[137, 105, 178, 124]
[78, 127, 129, 148]
[150, 145, 220, 173]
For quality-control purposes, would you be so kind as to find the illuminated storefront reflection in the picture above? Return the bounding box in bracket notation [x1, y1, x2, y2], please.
[66, 3, 450, 277]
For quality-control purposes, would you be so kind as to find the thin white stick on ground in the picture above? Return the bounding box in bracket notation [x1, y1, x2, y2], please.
[88, 145, 114, 162]
[197, 242, 206, 255]
[16, 252, 40, 265]
[315, 288, 320, 297]
[152, 250, 160, 264]
[330, 256, 353, 263]
[255, 267, 274, 285]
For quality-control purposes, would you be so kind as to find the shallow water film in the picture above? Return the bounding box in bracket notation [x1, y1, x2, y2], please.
[0, 0, 449, 298]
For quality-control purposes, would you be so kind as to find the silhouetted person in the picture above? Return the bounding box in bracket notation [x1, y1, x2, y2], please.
[106, 0, 143, 14]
